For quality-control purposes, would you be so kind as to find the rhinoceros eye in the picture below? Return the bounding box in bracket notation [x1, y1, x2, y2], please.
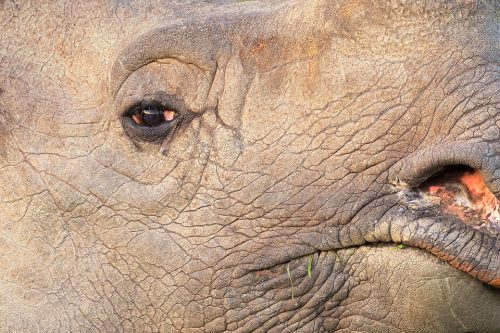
[128, 102, 178, 127]
[121, 100, 183, 142]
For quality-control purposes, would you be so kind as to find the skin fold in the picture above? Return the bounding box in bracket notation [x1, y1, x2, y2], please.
[0, 0, 498, 332]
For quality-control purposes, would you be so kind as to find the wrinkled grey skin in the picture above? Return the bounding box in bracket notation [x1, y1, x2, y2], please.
[0, 0, 499, 332]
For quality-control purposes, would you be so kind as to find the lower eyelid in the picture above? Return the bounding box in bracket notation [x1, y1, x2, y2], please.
[121, 117, 176, 142]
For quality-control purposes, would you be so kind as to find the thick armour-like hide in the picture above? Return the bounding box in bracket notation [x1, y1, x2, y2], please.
[0, 1, 499, 332]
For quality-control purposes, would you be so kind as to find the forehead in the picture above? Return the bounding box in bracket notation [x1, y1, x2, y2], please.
[0, 0, 493, 100]
[1, 0, 488, 62]
[0, 1, 217, 70]
[0, 0, 284, 58]
[0, 1, 292, 96]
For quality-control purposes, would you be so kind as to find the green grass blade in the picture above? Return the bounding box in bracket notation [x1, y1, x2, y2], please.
[287, 264, 294, 300]
[307, 255, 313, 278]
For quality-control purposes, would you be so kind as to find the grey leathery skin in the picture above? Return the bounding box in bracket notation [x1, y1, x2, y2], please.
[0, 1, 499, 332]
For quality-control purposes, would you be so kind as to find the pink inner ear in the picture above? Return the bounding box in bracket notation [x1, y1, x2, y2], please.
[164, 110, 176, 121]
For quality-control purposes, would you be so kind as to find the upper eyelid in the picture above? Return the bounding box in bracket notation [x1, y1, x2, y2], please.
[109, 3, 290, 97]
[112, 55, 218, 117]
[109, 22, 218, 98]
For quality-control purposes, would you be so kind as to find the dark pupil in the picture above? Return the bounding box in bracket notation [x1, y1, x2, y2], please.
[141, 107, 163, 126]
